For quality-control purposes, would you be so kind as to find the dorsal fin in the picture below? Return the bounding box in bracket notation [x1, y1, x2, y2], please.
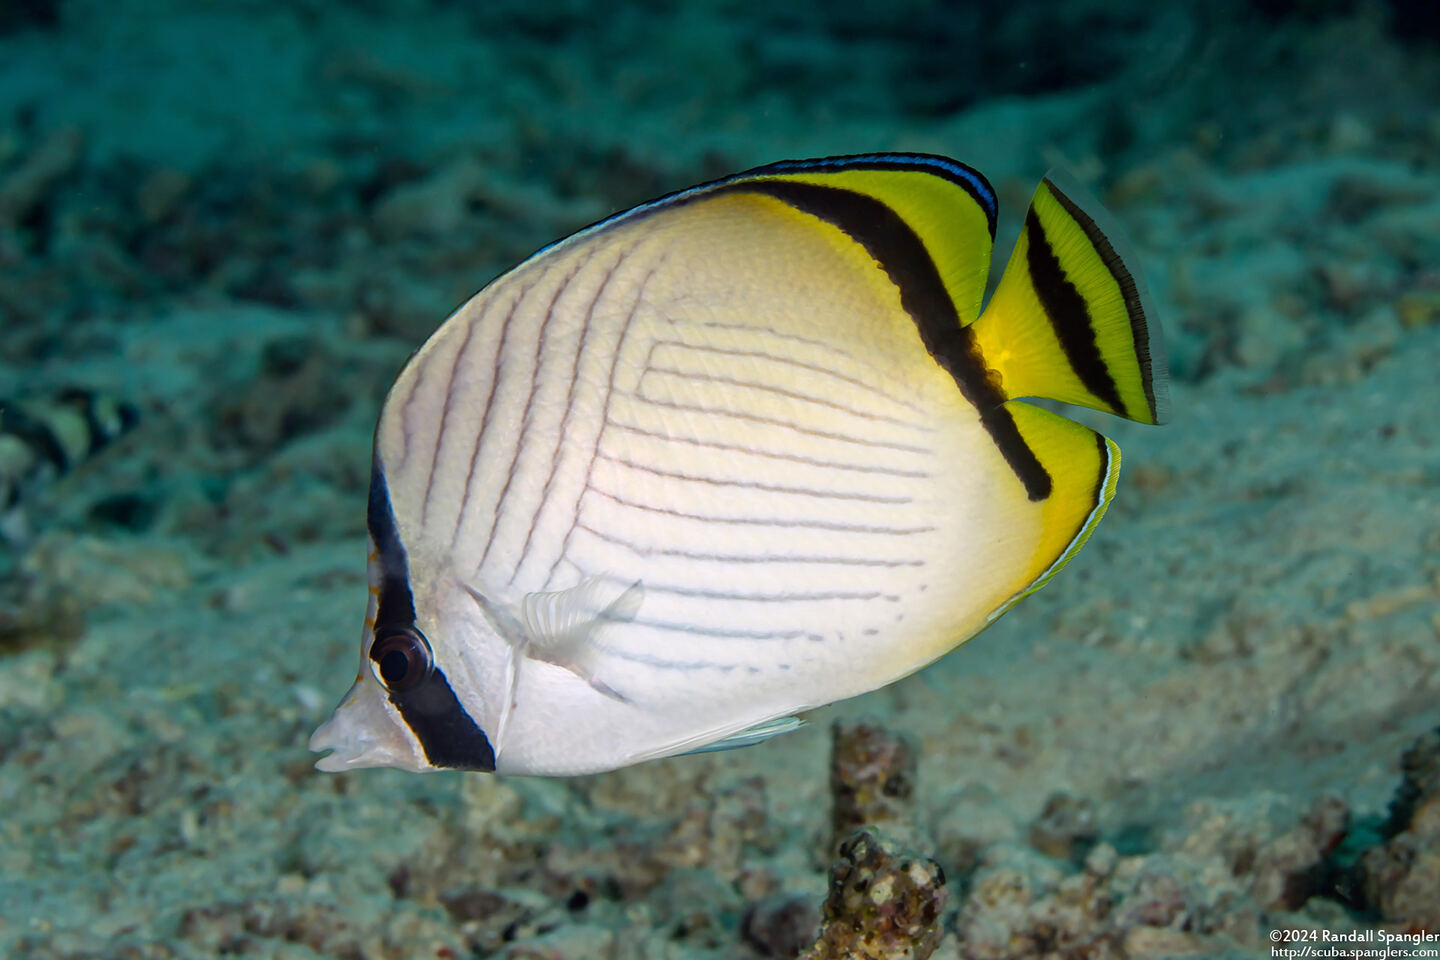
[732, 155, 997, 323]
[532, 153, 998, 325]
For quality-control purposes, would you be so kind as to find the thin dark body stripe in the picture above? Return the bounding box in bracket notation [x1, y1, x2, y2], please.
[625, 391, 932, 455]
[635, 583, 893, 603]
[1024, 206, 1127, 419]
[420, 313, 481, 528]
[648, 339, 925, 414]
[643, 364, 923, 429]
[728, 180, 1052, 501]
[688, 319, 869, 364]
[595, 451, 912, 504]
[602, 420, 930, 478]
[1045, 181, 1157, 421]
[575, 520, 925, 566]
[585, 641, 746, 670]
[395, 341, 443, 474]
[511, 250, 629, 585]
[455, 283, 529, 550]
[620, 620, 805, 642]
[585, 486, 934, 535]
[367, 465, 495, 771]
[477, 253, 594, 575]
[541, 257, 663, 588]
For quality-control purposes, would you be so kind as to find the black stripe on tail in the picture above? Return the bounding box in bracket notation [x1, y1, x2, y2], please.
[1042, 182, 1160, 423]
[1023, 207, 1128, 420]
[368, 463, 496, 771]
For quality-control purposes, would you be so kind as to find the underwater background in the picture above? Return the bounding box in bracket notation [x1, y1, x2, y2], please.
[2, 0, 1439, 956]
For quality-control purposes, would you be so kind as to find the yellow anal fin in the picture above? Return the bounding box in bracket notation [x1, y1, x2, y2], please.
[975, 171, 1170, 426]
[992, 401, 1120, 618]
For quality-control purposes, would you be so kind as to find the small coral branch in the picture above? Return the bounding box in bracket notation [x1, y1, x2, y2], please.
[800, 718, 948, 960]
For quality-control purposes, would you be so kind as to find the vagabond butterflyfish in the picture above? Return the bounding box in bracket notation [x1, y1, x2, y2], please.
[1, 389, 139, 543]
[309, 153, 1170, 776]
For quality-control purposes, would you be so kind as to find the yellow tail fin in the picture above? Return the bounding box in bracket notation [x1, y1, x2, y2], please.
[975, 171, 1170, 425]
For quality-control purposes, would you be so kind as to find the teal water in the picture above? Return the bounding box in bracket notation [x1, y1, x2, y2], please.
[2, 1, 1438, 957]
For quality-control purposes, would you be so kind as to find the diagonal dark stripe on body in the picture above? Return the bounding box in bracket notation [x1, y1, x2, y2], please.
[421, 316, 480, 527]
[477, 252, 595, 574]
[368, 465, 496, 771]
[726, 179, 1052, 501]
[455, 284, 530, 550]
[540, 256, 663, 589]
[511, 249, 629, 586]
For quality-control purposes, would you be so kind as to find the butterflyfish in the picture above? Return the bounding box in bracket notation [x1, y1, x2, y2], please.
[309, 153, 1169, 776]
[1, 389, 139, 543]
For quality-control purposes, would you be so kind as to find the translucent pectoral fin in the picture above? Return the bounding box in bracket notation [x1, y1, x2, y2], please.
[519, 575, 643, 701]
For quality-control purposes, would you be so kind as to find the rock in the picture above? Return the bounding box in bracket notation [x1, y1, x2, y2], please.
[1122, 925, 1211, 956]
[1358, 835, 1440, 928]
[1356, 727, 1440, 927]
[1, 532, 192, 654]
[1112, 858, 1199, 929]
[209, 334, 358, 455]
[932, 784, 1020, 878]
[954, 846, 1100, 960]
[801, 828, 947, 960]
[1028, 792, 1101, 864]
[1327, 112, 1374, 152]
[1248, 793, 1348, 911]
[1396, 291, 1440, 330]
[0, 126, 83, 229]
[371, 157, 486, 240]
[742, 894, 821, 959]
[1385, 727, 1440, 839]
[136, 167, 192, 225]
[830, 718, 918, 848]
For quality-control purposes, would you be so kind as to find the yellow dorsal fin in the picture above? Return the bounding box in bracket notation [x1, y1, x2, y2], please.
[536, 154, 999, 325]
[731, 155, 998, 323]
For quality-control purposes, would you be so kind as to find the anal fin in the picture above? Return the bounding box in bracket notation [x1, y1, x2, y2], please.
[677, 715, 807, 756]
[989, 401, 1119, 620]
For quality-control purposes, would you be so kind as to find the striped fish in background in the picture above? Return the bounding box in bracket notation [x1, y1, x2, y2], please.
[310, 153, 1169, 777]
[0, 389, 139, 544]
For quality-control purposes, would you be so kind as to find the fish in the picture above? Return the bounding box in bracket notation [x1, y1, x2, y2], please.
[0, 388, 139, 543]
[309, 153, 1169, 777]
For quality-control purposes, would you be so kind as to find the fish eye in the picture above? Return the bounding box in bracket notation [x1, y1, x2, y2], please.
[369, 627, 432, 693]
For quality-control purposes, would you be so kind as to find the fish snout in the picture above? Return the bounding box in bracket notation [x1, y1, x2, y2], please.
[308, 678, 429, 772]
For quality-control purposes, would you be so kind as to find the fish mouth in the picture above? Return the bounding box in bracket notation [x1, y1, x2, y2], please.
[307, 679, 427, 772]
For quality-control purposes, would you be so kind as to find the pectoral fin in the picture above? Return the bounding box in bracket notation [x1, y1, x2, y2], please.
[519, 576, 643, 701]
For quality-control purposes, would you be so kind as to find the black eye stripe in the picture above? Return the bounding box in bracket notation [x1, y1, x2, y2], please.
[366, 463, 497, 772]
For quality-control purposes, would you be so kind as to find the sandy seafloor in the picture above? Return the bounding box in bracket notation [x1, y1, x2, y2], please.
[1, 1, 1438, 957]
